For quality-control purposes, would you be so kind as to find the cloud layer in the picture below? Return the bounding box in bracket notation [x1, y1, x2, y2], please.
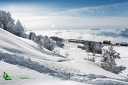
[0, 2, 128, 30]
[53, 2, 128, 16]
[34, 29, 128, 43]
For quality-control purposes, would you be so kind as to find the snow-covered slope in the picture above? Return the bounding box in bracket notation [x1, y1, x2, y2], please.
[0, 61, 87, 85]
[54, 42, 128, 79]
[0, 29, 128, 85]
[0, 28, 64, 61]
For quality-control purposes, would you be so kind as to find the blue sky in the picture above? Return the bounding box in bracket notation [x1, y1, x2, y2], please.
[1, 0, 128, 10]
[1, 0, 128, 7]
[0, 0, 128, 30]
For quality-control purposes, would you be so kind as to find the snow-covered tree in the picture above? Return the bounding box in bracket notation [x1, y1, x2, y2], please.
[0, 11, 15, 32]
[29, 32, 37, 42]
[50, 36, 64, 48]
[36, 35, 44, 45]
[84, 42, 95, 53]
[33, 35, 55, 51]
[0, 22, 4, 29]
[100, 46, 126, 74]
[0, 10, 27, 38]
[42, 36, 56, 51]
[84, 42, 102, 54]
[6, 21, 15, 33]
[14, 20, 27, 38]
[95, 42, 103, 54]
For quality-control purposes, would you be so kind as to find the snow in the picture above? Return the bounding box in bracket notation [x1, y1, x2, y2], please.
[0, 28, 128, 85]
[0, 28, 64, 62]
[54, 42, 127, 80]
[0, 61, 87, 85]
[114, 47, 128, 78]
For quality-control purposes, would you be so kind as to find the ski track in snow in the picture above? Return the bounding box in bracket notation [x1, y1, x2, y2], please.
[0, 52, 128, 85]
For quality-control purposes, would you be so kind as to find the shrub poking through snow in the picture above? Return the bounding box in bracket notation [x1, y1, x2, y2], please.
[84, 57, 95, 62]
[100, 45, 126, 74]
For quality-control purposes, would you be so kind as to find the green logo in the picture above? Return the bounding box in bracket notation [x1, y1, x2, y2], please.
[20, 76, 29, 80]
[3, 72, 12, 80]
